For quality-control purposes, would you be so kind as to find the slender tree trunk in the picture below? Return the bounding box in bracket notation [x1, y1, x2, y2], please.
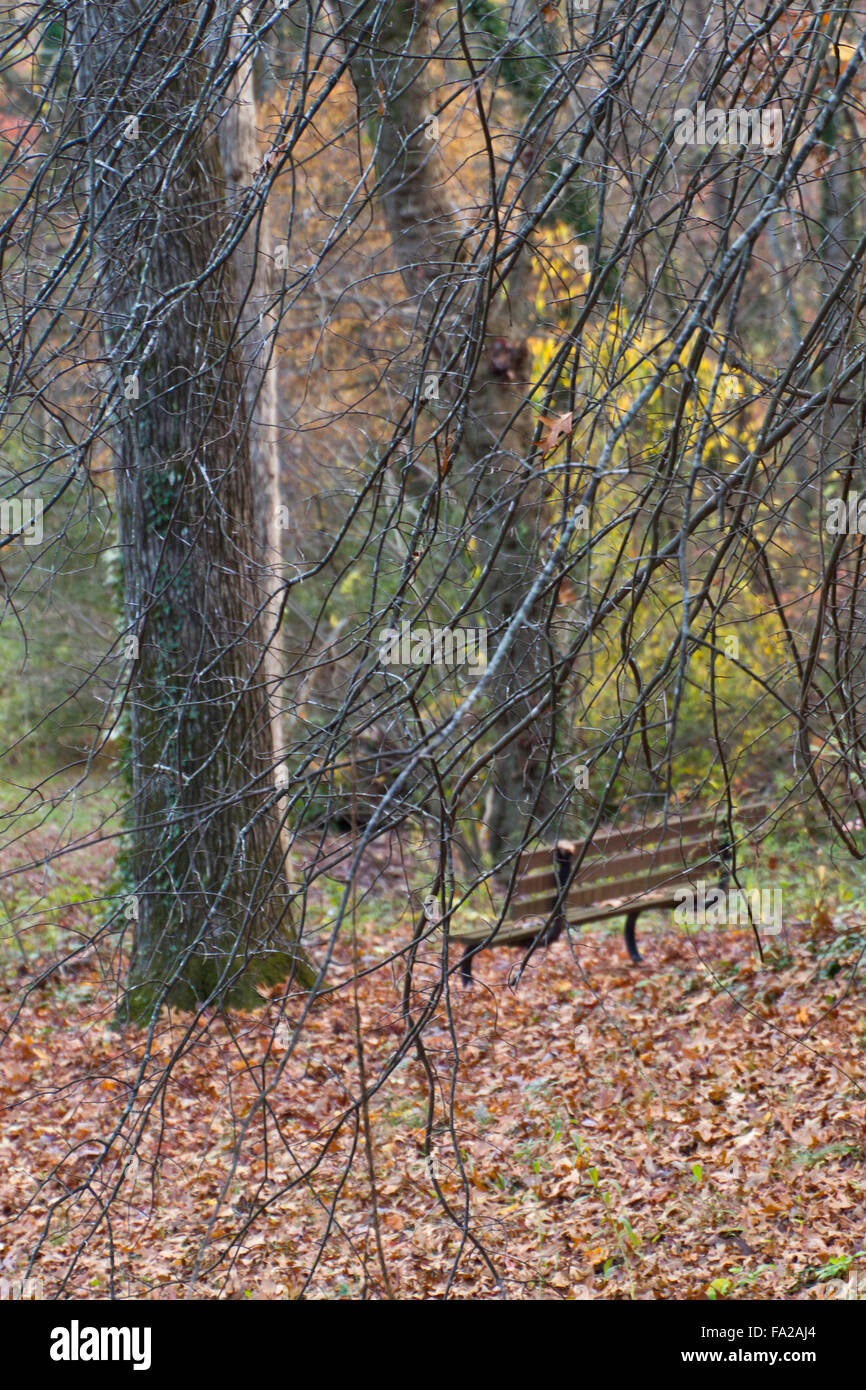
[335, 0, 554, 868]
[216, 3, 287, 779]
[76, 0, 315, 1018]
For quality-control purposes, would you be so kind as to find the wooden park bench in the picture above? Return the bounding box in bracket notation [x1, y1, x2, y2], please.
[453, 801, 771, 982]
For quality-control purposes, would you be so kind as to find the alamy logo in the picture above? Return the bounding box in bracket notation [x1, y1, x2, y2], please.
[50, 1320, 152, 1371]
[378, 621, 487, 670]
[824, 1270, 865, 1299]
[826, 494, 866, 534]
[674, 881, 782, 934]
[673, 103, 782, 153]
[0, 496, 43, 545]
[407, 1151, 444, 1184]
[0, 1276, 42, 1299]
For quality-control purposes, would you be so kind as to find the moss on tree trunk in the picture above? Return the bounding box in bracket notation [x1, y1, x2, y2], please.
[77, 2, 316, 1021]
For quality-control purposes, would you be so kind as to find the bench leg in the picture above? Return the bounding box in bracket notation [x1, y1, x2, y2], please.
[460, 943, 475, 986]
[624, 910, 642, 964]
[542, 912, 565, 947]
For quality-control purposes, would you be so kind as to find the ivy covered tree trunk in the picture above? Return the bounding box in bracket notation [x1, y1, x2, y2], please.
[76, 0, 315, 1018]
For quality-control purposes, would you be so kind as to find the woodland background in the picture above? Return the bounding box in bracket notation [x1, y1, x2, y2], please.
[0, 0, 865, 1299]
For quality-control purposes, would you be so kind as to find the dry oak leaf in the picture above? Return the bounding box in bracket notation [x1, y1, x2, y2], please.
[541, 411, 574, 457]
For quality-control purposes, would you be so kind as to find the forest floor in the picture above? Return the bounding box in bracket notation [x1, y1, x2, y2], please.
[0, 817, 864, 1300]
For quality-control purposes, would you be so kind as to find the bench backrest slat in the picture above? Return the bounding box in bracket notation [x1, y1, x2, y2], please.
[512, 834, 721, 906]
[564, 861, 716, 913]
[518, 801, 768, 873]
[514, 860, 718, 918]
[519, 811, 714, 869]
[507, 802, 769, 921]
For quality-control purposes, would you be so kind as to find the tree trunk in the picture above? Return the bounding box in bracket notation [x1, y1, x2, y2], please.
[335, 0, 555, 868]
[75, 0, 315, 1018]
[216, 3, 287, 779]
